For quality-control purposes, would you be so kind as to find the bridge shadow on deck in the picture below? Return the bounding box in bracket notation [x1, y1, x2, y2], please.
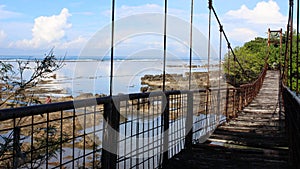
[165, 70, 289, 169]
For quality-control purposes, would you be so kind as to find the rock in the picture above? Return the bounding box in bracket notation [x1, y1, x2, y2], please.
[76, 93, 94, 99]
[140, 72, 211, 92]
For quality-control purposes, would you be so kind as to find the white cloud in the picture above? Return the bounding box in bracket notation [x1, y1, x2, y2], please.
[223, 0, 286, 45]
[225, 0, 286, 25]
[228, 28, 258, 42]
[0, 5, 21, 19]
[13, 8, 72, 48]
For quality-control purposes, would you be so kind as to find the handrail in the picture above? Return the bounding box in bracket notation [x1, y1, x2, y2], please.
[0, 87, 222, 168]
[282, 85, 300, 168]
[0, 89, 210, 121]
[0, 97, 110, 121]
[236, 63, 268, 110]
[0, 80, 267, 169]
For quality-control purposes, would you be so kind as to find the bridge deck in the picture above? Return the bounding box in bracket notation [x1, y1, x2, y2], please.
[165, 70, 289, 169]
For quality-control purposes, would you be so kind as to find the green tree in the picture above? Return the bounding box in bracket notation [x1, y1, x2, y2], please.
[284, 31, 300, 92]
[0, 49, 64, 108]
[223, 32, 300, 92]
[0, 49, 66, 168]
[223, 37, 269, 86]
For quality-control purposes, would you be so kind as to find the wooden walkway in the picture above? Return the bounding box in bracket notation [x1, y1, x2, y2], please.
[165, 70, 289, 169]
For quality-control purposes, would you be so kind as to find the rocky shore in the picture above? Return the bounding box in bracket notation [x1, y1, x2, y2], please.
[0, 80, 107, 108]
[140, 71, 225, 92]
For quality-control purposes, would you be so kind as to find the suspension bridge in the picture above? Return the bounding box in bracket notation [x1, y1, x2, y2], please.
[166, 70, 288, 169]
[0, 0, 299, 169]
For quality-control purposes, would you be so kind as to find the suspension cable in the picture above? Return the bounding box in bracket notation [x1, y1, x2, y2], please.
[210, 6, 252, 80]
[283, 0, 297, 89]
[283, 0, 294, 87]
[289, 0, 294, 90]
[297, 0, 299, 94]
[162, 0, 167, 92]
[188, 0, 194, 90]
[283, 6, 291, 86]
[219, 25, 223, 86]
[218, 25, 223, 115]
[109, 0, 116, 96]
[227, 43, 231, 85]
[208, 0, 212, 88]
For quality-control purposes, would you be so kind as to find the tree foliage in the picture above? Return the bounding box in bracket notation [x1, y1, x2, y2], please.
[0, 49, 64, 108]
[0, 49, 65, 168]
[223, 31, 300, 93]
[284, 31, 300, 91]
[223, 37, 269, 86]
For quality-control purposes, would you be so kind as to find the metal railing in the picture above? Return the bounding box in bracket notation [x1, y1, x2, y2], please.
[0, 70, 268, 169]
[224, 64, 268, 120]
[0, 89, 225, 169]
[281, 1, 300, 168]
[0, 97, 107, 169]
[282, 86, 300, 169]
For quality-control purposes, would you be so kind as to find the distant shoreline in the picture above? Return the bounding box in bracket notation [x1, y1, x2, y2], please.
[0, 55, 211, 62]
[0, 58, 224, 108]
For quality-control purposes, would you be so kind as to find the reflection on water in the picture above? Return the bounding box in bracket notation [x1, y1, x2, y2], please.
[4, 58, 221, 99]
[1, 57, 225, 168]
[34, 59, 212, 97]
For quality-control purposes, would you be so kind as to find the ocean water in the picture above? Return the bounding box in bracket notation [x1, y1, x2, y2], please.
[0, 55, 226, 168]
[1, 55, 220, 97]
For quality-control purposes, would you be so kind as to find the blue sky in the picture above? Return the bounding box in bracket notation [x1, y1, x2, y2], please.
[0, 0, 289, 57]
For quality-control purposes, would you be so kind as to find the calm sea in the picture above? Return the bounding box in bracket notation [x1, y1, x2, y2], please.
[0, 55, 218, 97]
